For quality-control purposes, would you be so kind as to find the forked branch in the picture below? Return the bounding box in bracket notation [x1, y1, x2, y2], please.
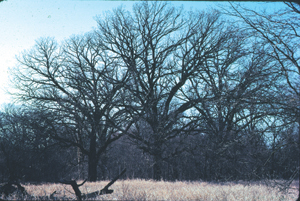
[60, 168, 126, 201]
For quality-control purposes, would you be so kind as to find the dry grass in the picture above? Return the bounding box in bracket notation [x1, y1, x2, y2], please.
[1, 179, 298, 200]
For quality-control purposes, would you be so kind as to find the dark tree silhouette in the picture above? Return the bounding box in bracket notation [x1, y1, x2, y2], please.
[11, 35, 130, 181]
[6, 1, 298, 187]
[224, 1, 300, 198]
[93, 1, 243, 180]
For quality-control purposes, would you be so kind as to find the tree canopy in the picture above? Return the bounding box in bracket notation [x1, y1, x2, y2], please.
[0, 2, 298, 191]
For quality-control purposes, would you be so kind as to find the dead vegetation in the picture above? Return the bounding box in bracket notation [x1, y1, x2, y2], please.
[0, 169, 126, 200]
[0, 179, 297, 200]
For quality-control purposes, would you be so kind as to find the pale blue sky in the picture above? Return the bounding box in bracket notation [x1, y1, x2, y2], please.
[0, 0, 285, 107]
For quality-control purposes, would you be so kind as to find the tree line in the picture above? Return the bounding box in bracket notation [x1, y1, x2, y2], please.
[0, 1, 299, 189]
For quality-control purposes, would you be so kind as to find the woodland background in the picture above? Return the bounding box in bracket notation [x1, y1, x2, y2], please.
[0, 1, 299, 188]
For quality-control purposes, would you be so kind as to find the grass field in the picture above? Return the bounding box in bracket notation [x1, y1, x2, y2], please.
[1, 179, 298, 200]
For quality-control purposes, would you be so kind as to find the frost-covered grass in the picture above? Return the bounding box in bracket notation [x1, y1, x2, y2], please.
[1, 179, 298, 200]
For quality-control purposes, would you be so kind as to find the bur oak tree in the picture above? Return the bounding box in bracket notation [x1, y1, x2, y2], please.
[12, 34, 129, 181]
[225, 1, 300, 198]
[93, 1, 248, 180]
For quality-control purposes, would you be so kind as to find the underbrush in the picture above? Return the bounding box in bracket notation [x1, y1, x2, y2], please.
[1, 179, 298, 200]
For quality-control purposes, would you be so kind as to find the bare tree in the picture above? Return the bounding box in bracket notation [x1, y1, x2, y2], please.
[11, 34, 130, 181]
[9, 0, 296, 185]
[184, 21, 283, 180]
[92, 1, 242, 180]
[223, 1, 300, 198]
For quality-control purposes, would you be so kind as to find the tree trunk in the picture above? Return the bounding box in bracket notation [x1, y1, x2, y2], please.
[77, 147, 84, 179]
[153, 155, 163, 181]
[99, 154, 108, 180]
[88, 135, 98, 182]
[88, 154, 98, 182]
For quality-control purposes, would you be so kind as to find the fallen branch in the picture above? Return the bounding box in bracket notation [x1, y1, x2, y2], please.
[60, 168, 126, 201]
[0, 182, 28, 198]
[59, 179, 87, 200]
